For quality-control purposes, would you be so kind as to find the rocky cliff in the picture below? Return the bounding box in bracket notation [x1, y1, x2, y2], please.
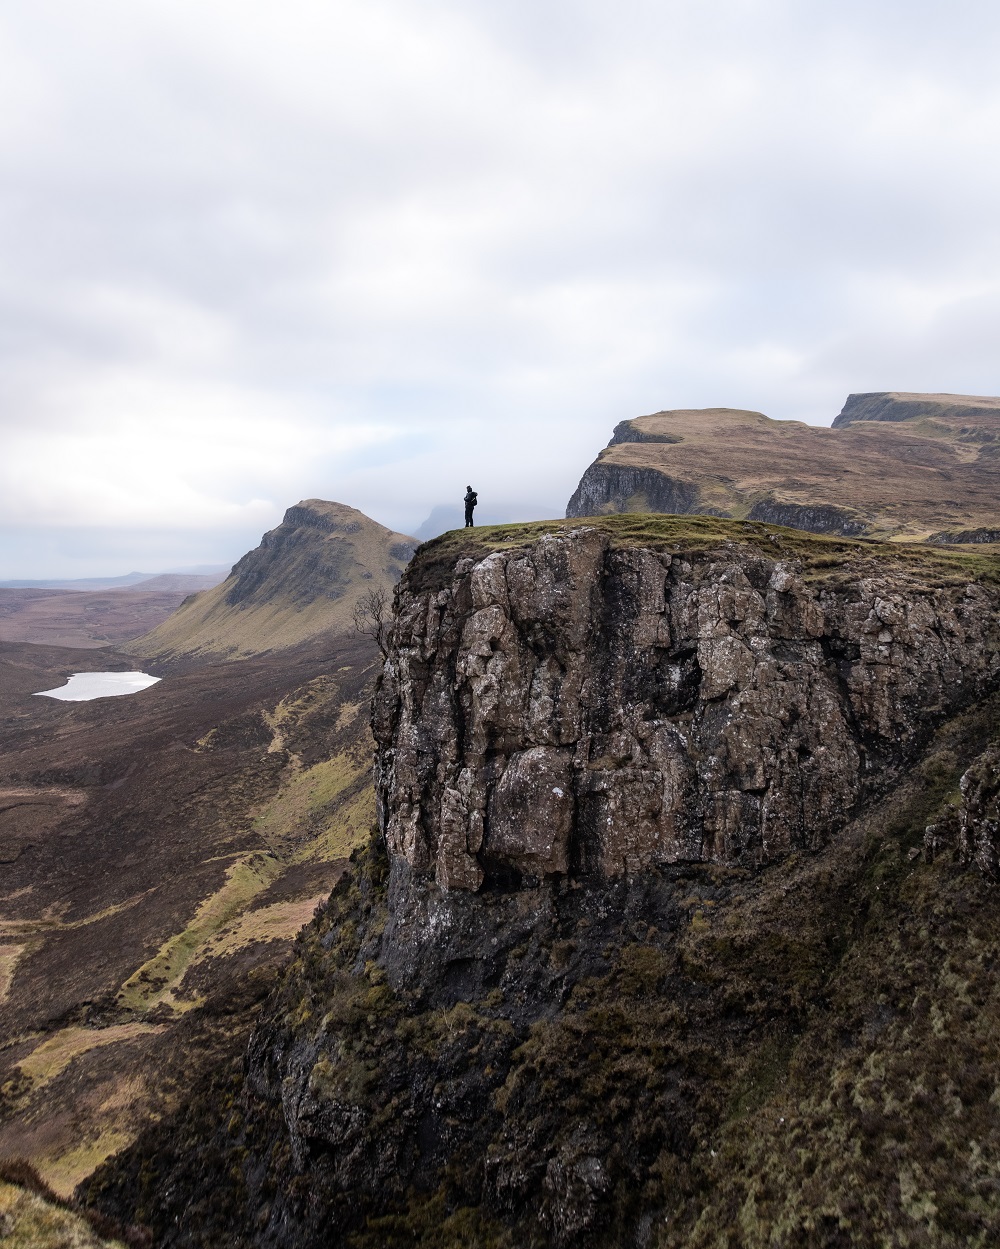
[85, 517, 1000, 1249]
[566, 399, 1000, 542]
[375, 523, 1000, 890]
[832, 390, 1000, 430]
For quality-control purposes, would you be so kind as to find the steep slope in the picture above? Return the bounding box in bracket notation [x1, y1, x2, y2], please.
[129, 500, 415, 661]
[84, 517, 1000, 1248]
[567, 396, 1000, 542]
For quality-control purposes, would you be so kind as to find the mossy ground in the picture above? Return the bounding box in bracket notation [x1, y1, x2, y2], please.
[410, 514, 1000, 595]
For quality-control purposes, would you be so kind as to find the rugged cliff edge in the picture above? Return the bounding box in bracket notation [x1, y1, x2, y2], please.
[566, 399, 1000, 542]
[85, 518, 1000, 1248]
[376, 522, 999, 887]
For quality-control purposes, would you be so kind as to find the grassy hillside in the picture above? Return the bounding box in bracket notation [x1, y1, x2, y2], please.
[567, 398, 1000, 542]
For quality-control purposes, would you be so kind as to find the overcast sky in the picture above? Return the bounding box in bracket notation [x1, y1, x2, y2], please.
[2, 0, 1000, 575]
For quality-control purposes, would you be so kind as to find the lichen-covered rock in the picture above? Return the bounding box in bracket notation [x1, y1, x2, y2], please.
[375, 528, 1000, 889]
[925, 744, 1000, 877]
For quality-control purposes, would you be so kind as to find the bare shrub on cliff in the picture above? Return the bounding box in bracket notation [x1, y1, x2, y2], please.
[352, 586, 390, 656]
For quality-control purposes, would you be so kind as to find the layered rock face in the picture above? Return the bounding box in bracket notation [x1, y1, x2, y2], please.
[375, 526, 1000, 890]
[833, 390, 1000, 430]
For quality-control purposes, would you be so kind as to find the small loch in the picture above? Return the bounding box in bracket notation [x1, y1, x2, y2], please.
[33, 672, 162, 702]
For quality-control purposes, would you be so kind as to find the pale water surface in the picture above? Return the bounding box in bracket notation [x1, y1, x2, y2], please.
[33, 672, 161, 701]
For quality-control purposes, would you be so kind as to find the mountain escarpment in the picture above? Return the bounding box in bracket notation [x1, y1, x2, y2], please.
[130, 500, 416, 661]
[86, 518, 1000, 1248]
[567, 396, 1000, 542]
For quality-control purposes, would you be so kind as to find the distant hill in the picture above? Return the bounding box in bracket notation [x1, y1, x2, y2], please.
[125, 573, 225, 593]
[129, 500, 417, 661]
[0, 587, 200, 648]
[566, 394, 1000, 542]
[0, 569, 228, 592]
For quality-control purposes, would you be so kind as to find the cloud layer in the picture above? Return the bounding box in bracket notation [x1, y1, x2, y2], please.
[2, 0, 1000, 573]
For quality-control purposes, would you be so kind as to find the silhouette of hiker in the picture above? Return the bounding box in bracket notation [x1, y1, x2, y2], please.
[464, 486, 478, 527]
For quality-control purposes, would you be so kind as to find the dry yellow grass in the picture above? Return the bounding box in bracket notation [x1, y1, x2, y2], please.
[0, 943, 24, 1005]
[117, 853, 284, 1013]
[0, 1180, 124, 1247]
[17, 1024, 164, 1090]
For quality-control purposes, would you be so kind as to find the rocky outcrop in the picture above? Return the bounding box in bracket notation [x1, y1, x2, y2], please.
[929, 527, 1000, 545]
[607, 419, 682, 446]
[565, 462, 702, 518]
[375, 525, 1000, 890]
[744, 499, 868, 536]
[925, 745, 1000, 877]
[833, 391, 1000, 430]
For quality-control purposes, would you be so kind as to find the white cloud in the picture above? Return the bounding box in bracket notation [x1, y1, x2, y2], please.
[1, 0, 1000, 572]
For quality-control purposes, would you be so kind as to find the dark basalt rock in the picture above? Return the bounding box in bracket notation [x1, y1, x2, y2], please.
[929, 526, 1000, 545]
[566, 464, 702, 519]
[375, 526, 1000, 889]
[745, 499, 869, 536]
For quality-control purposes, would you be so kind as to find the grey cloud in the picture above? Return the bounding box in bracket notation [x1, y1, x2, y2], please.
[1, 0, 1000, 572]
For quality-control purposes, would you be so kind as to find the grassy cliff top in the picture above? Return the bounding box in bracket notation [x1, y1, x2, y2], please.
[407, 513, 1000, 594]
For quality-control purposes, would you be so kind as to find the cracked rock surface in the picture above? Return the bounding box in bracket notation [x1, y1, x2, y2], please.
[375, 527, 1000, 889]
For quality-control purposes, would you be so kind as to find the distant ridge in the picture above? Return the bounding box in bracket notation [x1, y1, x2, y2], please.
[129, 500, 417, 660]
[567, 394, 1000, 542]
[833, 391, 1000, 429]
[0, 568, 228, 592]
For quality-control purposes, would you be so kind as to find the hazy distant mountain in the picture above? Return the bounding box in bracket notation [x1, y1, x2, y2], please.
[0, 567, 229, 592]
[567, 393, 1000, 542]
[0, 572, 154, 591]
[130, 500, 417, 660]
[124, 573, 226, 593]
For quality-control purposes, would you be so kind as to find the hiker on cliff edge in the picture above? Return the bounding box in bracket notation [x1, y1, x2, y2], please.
[464, 486, 478, 527]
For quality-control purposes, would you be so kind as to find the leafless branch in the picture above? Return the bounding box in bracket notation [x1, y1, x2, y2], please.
[351, 586, 391, 656]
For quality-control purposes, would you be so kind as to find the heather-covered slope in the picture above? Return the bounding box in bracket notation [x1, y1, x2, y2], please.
[567, 397, 1000, 542]
[83, 517, 1000, 1248]
[129, 501, 416, 661]
[0, 637, 377, 1196]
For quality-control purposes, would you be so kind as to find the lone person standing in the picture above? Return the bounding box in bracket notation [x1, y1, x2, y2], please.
[464, 485, 478, 527]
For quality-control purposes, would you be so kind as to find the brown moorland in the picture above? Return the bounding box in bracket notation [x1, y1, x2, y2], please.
[0, 500, 407, 1197]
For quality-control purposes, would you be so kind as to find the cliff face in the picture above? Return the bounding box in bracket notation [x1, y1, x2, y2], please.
[832, 391, 1000, 430]
[85, 519, 1000, 1249]
[566, 400, 1000, 541]
[375, 525, 1000, 889]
